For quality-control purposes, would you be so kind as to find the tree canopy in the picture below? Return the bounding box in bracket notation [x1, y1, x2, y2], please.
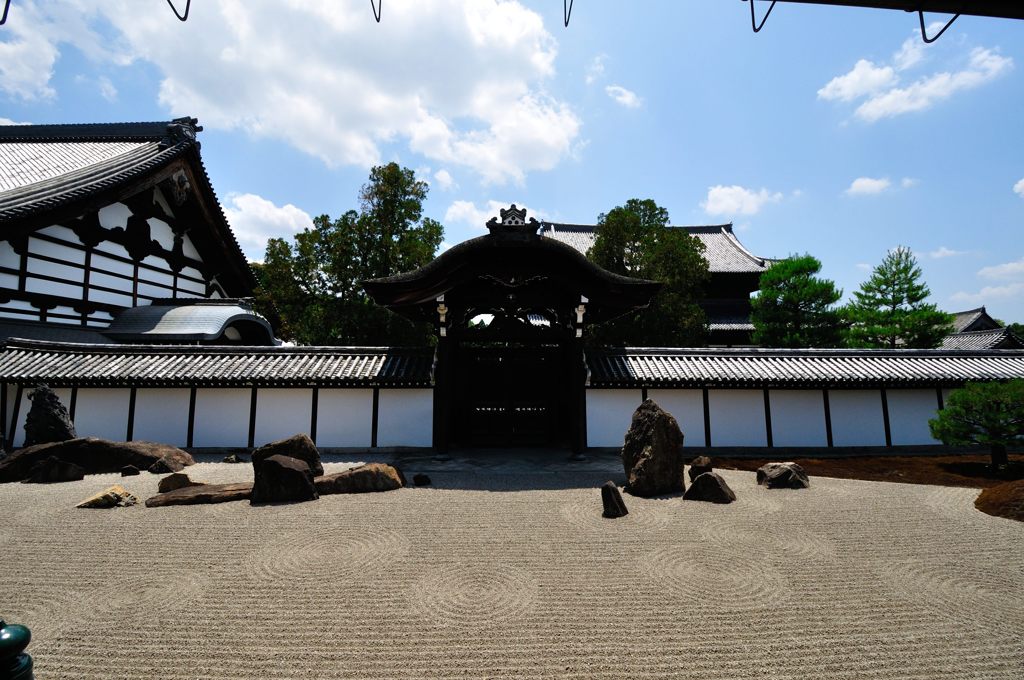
[253, 163, 443, 345]
[929, 380, 1024, 468]
[751, 253, 845, 348]
[586, 198, 709, 346]
[845, 246, 953, 348]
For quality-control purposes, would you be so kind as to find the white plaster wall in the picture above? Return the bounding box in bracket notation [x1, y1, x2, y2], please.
[74, 388, 131, 441]
[98, 202, 132, 230]
[647, 389, 706, 446]
[254, 389, 313, 446]
[0, 299, 37, 320]
[377, 389, 433, 447]
[888, 389, 942, 445]
[586, 390, 643, 447]
[315, 389, 373, 447]
[153, 188, 175, 220]
[132, 388, 190, 446]
[193, 388, 251, 447]
[37, 225, 83, 245]
[93, 240, 132, 261]
[9, 386, 73, 447]
[181, 235, 201, 261]
[30, 234, 86, 264]
[829, 390, 886, 446]
[148, 218, 176, 250]
[770, 390, 828, 447]
[708, 389, 767, 447]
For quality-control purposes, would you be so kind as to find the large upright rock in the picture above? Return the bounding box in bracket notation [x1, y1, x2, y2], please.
[601, 481, 629, 518]
[683, 472, 736, 504]
[252, 433, 323, 477]
[23, 384, 76, 447]
[252, 454, 318, 504]
[621, 399, 686, 497]
[23, 456, 85, 484]
[315, 464, 404, 495]
[757, 462, 810, 489]
[0, 438, 194, 483]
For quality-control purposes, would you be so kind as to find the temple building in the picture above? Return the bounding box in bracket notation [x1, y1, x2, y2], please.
[1, 118, 1023, 453]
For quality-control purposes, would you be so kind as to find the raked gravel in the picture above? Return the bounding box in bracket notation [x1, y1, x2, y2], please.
[1, 461, 1022, 679]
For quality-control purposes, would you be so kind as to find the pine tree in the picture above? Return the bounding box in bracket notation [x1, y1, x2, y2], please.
[929, 380, 1024, 468]
[751, 254, 844, 348]
[845, 246, 953, 348]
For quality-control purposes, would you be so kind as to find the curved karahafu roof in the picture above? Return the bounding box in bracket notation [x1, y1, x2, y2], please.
[103, 299, 276, 345]
[363, 206, 661, 327]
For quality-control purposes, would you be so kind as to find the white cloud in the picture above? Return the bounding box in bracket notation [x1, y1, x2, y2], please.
[444, 199, 540, 229]
[585, 54, 606, 85]
[818, 60, 897, 102]
[856, 48, 1012, 122]
[856, 263, 872, 271]
[1014, 178, 1024, 198]
[901, 177, 919, 188]
[222, 192, 313, 260]
[0, 117, 32, 125]
[605, 84, 641, 108]
[21, 0, 579, 186]
[701, 185, 782, 217]
[928, 246, 966, 259]
[978, 257, 1024, 281]
[845, 177, 891, 196]
[951, 282, 1024, 304]
[892, 37, 925, 72]
[433, 169, 455, 191]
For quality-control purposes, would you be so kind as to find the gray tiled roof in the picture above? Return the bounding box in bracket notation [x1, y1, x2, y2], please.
[539, 223, 773, 273]
[0, 320, 111, 345]
[586, 347, 1024, 388]
[0, 340, 433, 387]
[0, 141, 150, 192]
[104, 301, 275, 344]
[950, 307, 1001, 333]
[941, 328, 1024, 350]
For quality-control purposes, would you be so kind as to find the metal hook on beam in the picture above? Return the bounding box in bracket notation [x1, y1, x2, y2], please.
[918, 11, 959, 43]
[167, 0, 190, 22]
[371, 0, 382, 23]
[564, 0, 574, 27]
[1, 0, 12, 26]
[749, 0, 777, 33]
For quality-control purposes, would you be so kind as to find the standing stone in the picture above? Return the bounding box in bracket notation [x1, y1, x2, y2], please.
[22, 456, 85, 484]
[252, 454, 318, 504]
[120, 465, 140, 476]
[148, 457, 177, 474]
[252, 433, 323, 477]
[621, 399, 686, 497]
[23, 384, 76, 447]
[601, 481, 629, 518]
[157, 472, 203, 493]
[222, 453, 247, 464]
[683, 472, 736, 504]
[757, 462, 810, 489]
[413, 473, 432, 486]
[688, 455, 714, 483]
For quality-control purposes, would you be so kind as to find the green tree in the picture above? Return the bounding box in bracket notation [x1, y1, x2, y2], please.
[929, 380, 1024, 468]
[587, 199, 709, 346]
[845, 246, 953, 348]
[751, 254, 844, 348]
[253, 163, 444, 345]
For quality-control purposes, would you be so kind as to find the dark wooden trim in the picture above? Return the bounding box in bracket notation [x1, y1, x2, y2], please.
[81, 246, 92, 325]
[936, 388, 944, 411]
[0, 381, 7, 446]
[186, 386, 197, 447]
[126, 387, 137, 441]
[641, 386, 648, 402]
[880, 388, 892, 448]
[763, 388, 773, 448]
[69, 386, 78, 422]
[17, 248, 27, 293]
[310, 387, 319, 445]
[702, 387, 711, 447]
[8, 384, 23, 449]
[248, 387, 258, 448]
[371, 387, 380, 448]
[132, 263, 139, 306]
[823, 389, 833, 448]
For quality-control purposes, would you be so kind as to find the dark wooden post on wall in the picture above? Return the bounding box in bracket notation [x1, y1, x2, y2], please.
[568, 338, 588, 454]
[432, 339, 453, 453]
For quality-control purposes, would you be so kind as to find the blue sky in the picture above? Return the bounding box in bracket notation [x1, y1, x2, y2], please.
[2, 1, 1023, 322]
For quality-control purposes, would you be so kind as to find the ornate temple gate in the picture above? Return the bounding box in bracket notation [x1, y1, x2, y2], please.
[364, 206, 660, 454]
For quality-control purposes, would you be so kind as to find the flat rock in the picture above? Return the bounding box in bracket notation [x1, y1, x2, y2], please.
[77, 485, 138, 508]
[252, 433, 322, 476]
[23, 384, 76, 447]
[621, 399, 686, 498]
[0, 438, 194, 483]
[120, 465, 140, 476]
[222, 453, 247, 464]
[688, 455, 714, 483]
[23, 455, 85, 484]
[757, 462, 810, 489]
[158, 472, 203, 493]
[252, 454, 318, 504]
[601, 481, 629, 518]
[683, 472, 736, 504]
[146, 482, 253, 508]
[315, 463, 404, 495]
[413, 473, 432, 487]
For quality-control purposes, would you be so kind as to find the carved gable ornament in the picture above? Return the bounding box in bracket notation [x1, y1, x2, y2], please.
[485, 204, 540, 240]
